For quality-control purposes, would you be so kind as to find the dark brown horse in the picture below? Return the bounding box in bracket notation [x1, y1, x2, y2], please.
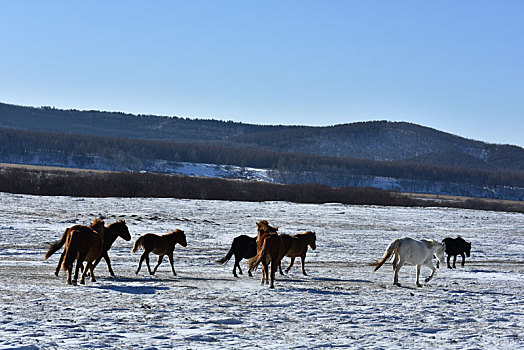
[216, 235, 257, 277]
[47, 219, 131, 277]
[132, 229, 187, 276]
[248, 220, 291, 288]
[45, 218, 105, 275]
[279, 231, 317, 275]
[61, 218, 105, 285]
[442, 236, 471, 268]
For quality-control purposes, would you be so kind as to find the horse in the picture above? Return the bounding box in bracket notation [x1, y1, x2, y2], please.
[45, 218, 105, 276]
[216, 234, 257, 277]
[279, 231, 316, 275]
[132, 229, 187, 276]
[47, 220, 131, 277]
[373, 237, 446, 287]
[61, 218, 105, 285]
[442, 236, 471, 269]
[248, 221, 291, 288]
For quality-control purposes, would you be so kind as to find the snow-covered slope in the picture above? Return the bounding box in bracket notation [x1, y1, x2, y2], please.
[0, 193, 522, 348]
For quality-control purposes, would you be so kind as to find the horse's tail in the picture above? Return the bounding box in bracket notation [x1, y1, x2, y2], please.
[216, 241, 235, 265]
[131, 236, 143, 253]
[374, 239, 401, 272]
[248, 238, 269, 271]
[44, 227, 70, 260]
[62, 230, 80, 271]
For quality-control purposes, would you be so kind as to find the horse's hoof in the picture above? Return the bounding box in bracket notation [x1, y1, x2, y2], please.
[270, 285, 275, 289]
[394, 283, 401, 287]
[417, 284, 422, 288]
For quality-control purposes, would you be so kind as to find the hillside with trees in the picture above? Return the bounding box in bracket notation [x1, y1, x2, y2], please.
[1, 102, 523, 172]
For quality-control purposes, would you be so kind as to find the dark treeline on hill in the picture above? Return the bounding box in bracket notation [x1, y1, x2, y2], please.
[1, 127, 523, 189]
[1, 102, 523, 172]
[1, 166, 522, 213]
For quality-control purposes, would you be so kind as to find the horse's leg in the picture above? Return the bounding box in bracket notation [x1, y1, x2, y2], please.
[167, 253, 177, 276]
[270, 262, 277, 289]
[89, 262, 96, 282]
[278, 260, 285, 275]
[415, 265, 422, 287]
[392, 253, 399, 271]
[261, 262, 268, 285]
[300, 254, 307, 275]
[447, 254, 452, 269]
[452, 255, 457, 269]
[146, 255, 164, 275]
[236, 255, 243, 275]
[394, 260, 405, 287]
[66, 264, 73, 285]
[460, 252, 466, 267]
[136, 252, 147, 275]
[55, 251, 65, 276]
[285, 257, 295, 274]
[233, 256, 240, 278]
[144, 253, 153, 275]
[424, 260, 437, 283]
[95, 253, 114, 277]
[73, 258, 84, 286]
[80, 262, 93, 284]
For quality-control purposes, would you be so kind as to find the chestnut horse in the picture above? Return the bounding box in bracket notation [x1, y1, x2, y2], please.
[132, 229, 187, 276]
[61, 218, 105, 285]
[45, 218, 105, 275]
[279, 231, 317, 275]
[216, 234, 257, 277]
[47, 220, 131, 277]
[248, 220, 291, 288]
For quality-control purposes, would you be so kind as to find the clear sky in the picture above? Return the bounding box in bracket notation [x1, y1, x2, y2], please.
[1, 1, 523, 147]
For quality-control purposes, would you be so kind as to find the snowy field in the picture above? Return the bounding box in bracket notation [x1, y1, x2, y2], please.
[0, 192, 523, 349]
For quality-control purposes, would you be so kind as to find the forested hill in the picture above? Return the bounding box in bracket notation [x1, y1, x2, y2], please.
[1, 102, 523, 172]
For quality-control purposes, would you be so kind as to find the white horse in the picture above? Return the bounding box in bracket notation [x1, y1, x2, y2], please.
[374, 237, 446, 287]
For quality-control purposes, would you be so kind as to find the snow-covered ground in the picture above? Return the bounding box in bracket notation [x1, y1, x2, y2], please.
[0, 192, 523, 349]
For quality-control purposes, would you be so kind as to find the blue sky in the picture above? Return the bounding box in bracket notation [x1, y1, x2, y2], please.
[1, 1, 523, 146]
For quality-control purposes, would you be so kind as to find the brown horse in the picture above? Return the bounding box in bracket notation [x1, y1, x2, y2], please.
[248, 220, 291, 288]
[132, 229, 187, 276]
[61, 218, 105, 285]
[47, 219, 131, 277]
[279, 231, 317, 275]
[45, 218, 105, 276]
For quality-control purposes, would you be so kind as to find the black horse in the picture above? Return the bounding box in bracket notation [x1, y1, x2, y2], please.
[442, 236, 471, 268]
[217, 235, 257, 277]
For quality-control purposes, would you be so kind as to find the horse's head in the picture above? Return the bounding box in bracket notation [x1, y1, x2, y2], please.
[174, 229, 187, 247]
[306, 231, 317, 250]
[465, 241, 471, 257]
[112, 220, 131, 241]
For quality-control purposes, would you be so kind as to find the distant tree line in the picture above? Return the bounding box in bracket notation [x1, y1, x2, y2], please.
[1, 127, 524, 189]
[1, 165, 522, 213]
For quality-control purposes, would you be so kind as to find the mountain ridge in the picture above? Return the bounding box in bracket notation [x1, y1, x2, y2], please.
[1, 102, 522, 172]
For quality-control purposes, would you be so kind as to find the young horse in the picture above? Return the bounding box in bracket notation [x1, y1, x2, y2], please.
[45, 218, 105, 276]
[48, 220, 131, 277]
[248, 221, 291, 288]
[132, 229, 187, 276]
[442, 236, 471, 269]
[279, 231, 316, 275]
[61, 218, 105, 285]
[216, 234, 257, 277]
[374, 237, 446, 287]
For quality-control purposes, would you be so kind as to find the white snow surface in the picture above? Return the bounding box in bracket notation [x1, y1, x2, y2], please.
[0, 192, 523, 349]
